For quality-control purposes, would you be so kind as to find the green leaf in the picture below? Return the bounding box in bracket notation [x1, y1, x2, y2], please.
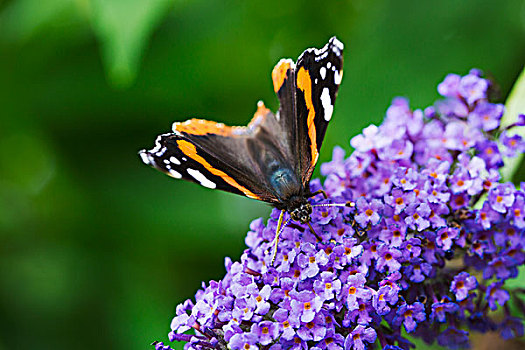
[89, 0, 175, 88]
[500, 65, 525, 182]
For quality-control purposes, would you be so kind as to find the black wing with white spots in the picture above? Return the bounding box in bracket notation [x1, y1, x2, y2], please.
[294, 36, 344, 186]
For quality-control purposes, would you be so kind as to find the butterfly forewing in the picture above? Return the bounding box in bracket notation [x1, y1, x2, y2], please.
[294, 36, 344, 187]
[139, 133, 256, 198]
[139, 103, 291, 204]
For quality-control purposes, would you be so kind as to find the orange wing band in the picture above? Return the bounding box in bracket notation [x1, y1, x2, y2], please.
[296, 67, 319, 168]
[174, 119, 234, 136]
[176, 140, 260, 199]
[272, 59, 292, 93]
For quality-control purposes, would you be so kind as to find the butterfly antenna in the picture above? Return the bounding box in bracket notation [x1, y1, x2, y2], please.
[270, 210, 289, 266]
[312, 201, 355, 208]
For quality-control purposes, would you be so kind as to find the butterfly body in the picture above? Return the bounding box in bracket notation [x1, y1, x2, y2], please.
[140, 37, 344, 225]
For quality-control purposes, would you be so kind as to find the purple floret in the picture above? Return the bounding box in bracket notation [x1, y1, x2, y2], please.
[450, 272, 477, 301]
[343, 325, 377, 350]
[393, 302, 426, 333]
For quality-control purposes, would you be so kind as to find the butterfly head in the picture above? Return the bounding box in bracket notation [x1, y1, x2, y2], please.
[288, 196, 313, 224]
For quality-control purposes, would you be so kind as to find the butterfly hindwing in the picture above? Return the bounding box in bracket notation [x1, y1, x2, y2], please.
[294, 36, 344, 186]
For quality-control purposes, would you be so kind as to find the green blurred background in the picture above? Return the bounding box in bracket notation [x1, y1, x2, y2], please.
[0, 0, 524, 349]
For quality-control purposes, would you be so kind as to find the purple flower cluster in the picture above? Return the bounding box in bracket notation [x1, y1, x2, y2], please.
[155, 70, 525, 350]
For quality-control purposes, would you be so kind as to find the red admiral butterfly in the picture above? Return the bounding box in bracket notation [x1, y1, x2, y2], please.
[140, 37, 346, 256]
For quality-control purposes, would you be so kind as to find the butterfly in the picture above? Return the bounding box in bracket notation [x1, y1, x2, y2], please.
[139, 37, 347, 258]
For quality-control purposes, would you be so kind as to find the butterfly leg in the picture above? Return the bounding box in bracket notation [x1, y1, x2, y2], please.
[270, 209, 286, 266]
[306, 221, 323, 242]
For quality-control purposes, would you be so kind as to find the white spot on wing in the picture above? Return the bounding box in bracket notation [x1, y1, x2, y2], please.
[187, 168, 216, 189]
[331, 37, 344, 50]
[168, 169, 182, 179]
[327, 62, 332, 69]
[139, 151, 151, 165]
[320, 67, 326, 80]
[170, 156, 181, 165]
[334, 70, 342, 85]
[321, 88, 333, 121]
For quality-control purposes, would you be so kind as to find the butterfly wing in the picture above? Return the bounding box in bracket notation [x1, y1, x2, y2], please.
[294, 36, 344, 187]
[139, 102, 292, 205]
